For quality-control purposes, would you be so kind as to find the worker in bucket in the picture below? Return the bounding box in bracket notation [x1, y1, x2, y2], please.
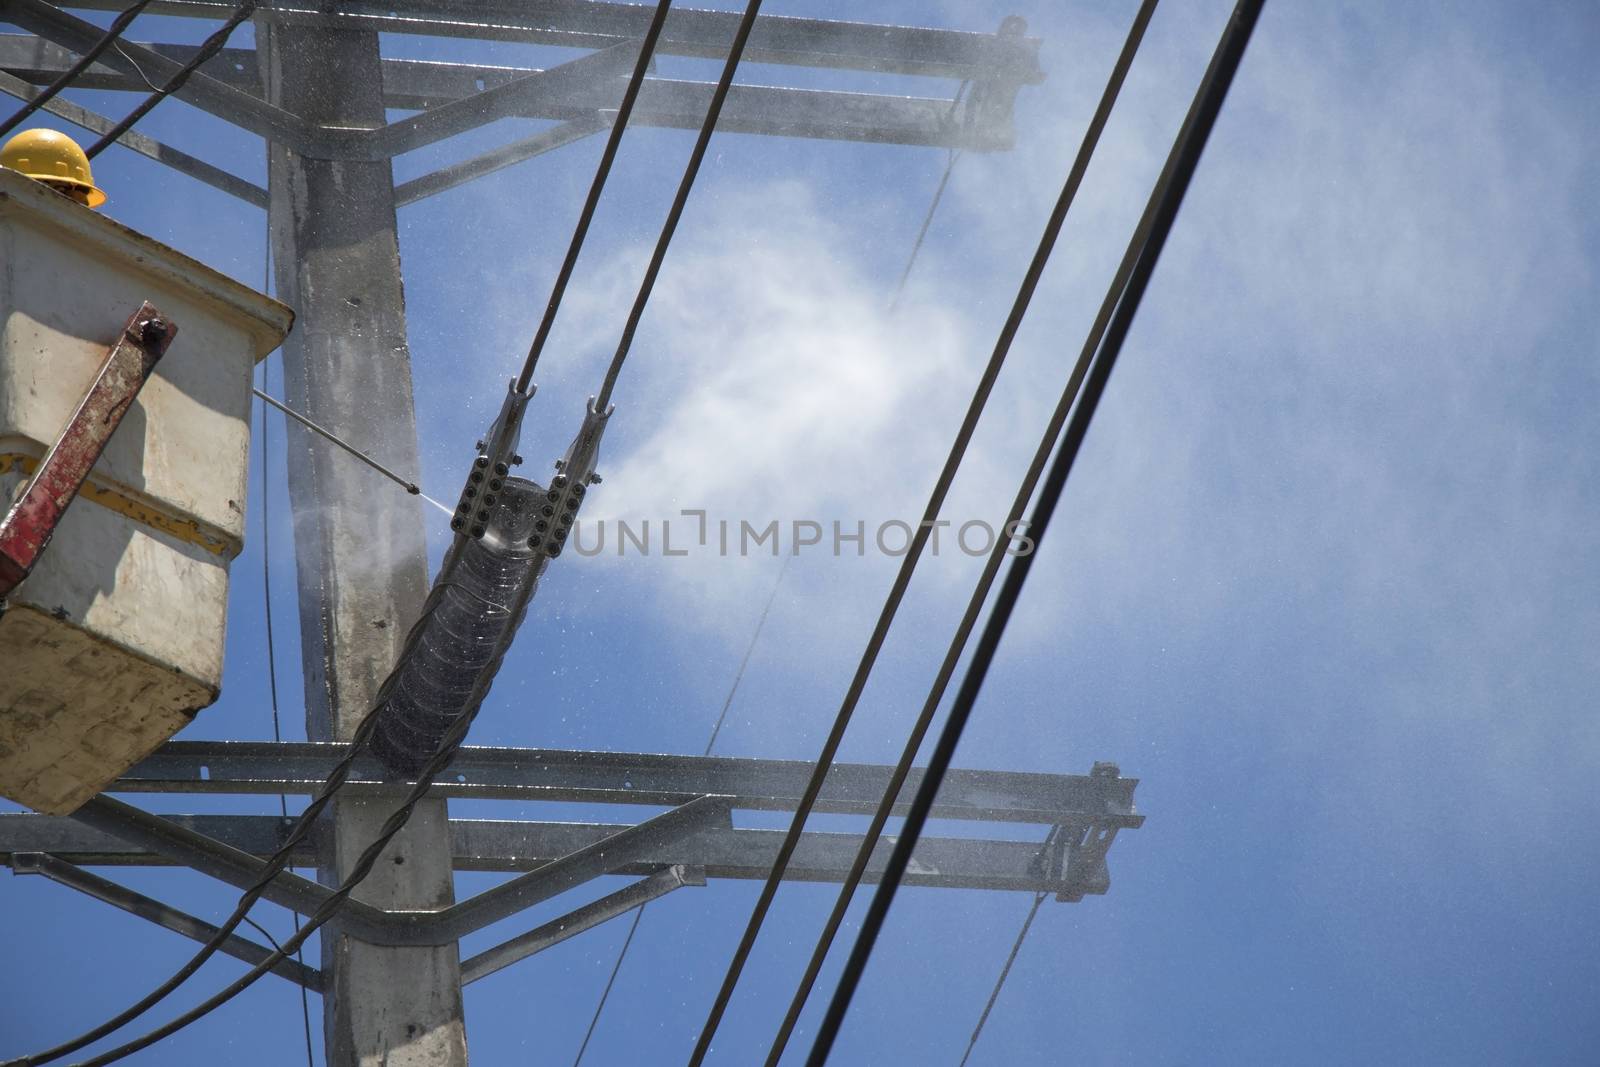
[0, 128, 106, 209]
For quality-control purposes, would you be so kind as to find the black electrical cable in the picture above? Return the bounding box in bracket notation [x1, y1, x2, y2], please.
[4, 714, 384, 1066]
[593, 0, 764, 412]
[573, 557, 789, 1066]
[760, 4, 1161, 1059]
[517, 0, 675, 391]
[681, 10, 1175, 1059]
[684, 43, 1111, 1067]
[84, 0, 256, 159]
[804, 4, 1266, 1062]
[0, 0, 155, 141]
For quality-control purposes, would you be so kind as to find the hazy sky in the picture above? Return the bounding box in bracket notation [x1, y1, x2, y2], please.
[3, 1, 1598, 1064]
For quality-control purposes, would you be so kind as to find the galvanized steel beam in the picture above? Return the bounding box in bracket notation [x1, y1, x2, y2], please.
[0, 810, 1114, 894]
[363, 39, 636, 159]
[459, 865, 701, 985]
[394, 117, 604, 206]
[115, 742, 1143, 827]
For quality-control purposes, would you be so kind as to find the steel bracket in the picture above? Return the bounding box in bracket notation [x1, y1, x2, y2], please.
[10, 851, 323, 990]
[67, 793, 733, 946]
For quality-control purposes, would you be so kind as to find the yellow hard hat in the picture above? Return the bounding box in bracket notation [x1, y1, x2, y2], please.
[0, 129, 106, 208]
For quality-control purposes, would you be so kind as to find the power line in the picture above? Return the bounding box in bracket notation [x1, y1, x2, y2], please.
[84, 0, 257, 159]
[682, 7, 1168, 1056]
[761, 3, 1161, 1058]
[572, 557, 789, 1066]
[685, 64, 1072, 1067]
[0, 0, 154, 141]
[517, 0, 674, 391]
[594, 0, 765, 412]
[9, 685, 394, 1064]
[804, 3, 1266, 1061]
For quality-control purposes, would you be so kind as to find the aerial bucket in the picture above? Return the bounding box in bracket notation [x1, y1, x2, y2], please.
[0, 167, 292, 814]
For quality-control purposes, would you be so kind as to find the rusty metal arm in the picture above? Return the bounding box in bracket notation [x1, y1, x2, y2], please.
[0, 303, 174, 599]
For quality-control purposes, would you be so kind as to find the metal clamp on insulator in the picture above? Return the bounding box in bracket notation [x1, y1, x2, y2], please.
[452, 378, 533, 539]
[530, 396, 612, 559]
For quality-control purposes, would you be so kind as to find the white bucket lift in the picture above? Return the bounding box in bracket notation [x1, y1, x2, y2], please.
[0, 166, 293, 814]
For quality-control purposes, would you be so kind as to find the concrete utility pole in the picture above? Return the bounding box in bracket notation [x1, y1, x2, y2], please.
[259, 20, 469, 1067]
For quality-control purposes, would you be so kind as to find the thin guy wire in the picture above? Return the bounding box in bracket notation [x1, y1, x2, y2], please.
[241, 915, 284, 952]
[887, 81, 969, 314]
[685, 15, 1154, 1061]
[0, 0, 154, 141]
[570, 905, 645, 1067]
[956, 888, 1047, 1067]
[518, 0, 675, 391]
[804, 4, 1267, 1060]
[594, 0, 765, 412]
[260, 244, 318, 1067]
[573, 557, 790, 1066]
[760, 4, 1160, 1058]
[110, 41, 159, 93]
[85, 0, 257, 159]
[703, 555, 790, 757]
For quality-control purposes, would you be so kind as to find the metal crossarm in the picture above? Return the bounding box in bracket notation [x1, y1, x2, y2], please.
[48, 0, 1044, 81]
[0, 68, 268, 205]
[110, 741, 1143, 825]
[0, 0, 328, 151]
[0, 36, 1001, 150]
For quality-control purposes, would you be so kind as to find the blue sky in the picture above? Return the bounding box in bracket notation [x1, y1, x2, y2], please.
[3, 0, 1599, 1063]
